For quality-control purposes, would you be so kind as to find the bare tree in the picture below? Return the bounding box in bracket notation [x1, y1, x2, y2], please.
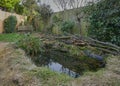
[67, 0, 86, 35]
[53, 0, 97, 35]
[53, 0, 86, 35]
[53, 0, 69, 11]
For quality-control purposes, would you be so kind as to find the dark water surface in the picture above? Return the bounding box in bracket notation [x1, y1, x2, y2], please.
[48, 60, 80, 78]
[34, 51, 103, 78]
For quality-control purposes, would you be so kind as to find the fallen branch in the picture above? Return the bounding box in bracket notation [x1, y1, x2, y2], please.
[55, 35, 120, 55]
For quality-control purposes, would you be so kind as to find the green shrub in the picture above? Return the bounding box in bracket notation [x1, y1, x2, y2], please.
[52, 15, 62, 24]
[3, 15, 17, 33]
[60, 21, 75, 34]
[84, 0, 120, 46]
[45, 24, 54, 33]
[16, 34, 44, 56]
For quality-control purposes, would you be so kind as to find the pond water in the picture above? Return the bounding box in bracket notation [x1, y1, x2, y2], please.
[34, 51, 103, 78]
[48, 60, 80, 78]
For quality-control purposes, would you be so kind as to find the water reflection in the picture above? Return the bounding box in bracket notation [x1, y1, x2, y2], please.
[48, 61, 80, 78]
[34, 51, 103, 78]
[33, 51, 84, 78]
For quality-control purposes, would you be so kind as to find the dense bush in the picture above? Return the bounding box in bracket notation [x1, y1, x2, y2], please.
[0, 0, 20, 11]
[14, 3, 24, 15]
[4, 15, 17, 33]
[37, 4, 53, 23]
[84, 0, 120, 46]
[60, 21, 75, 34]
[16, 34, 44, 56]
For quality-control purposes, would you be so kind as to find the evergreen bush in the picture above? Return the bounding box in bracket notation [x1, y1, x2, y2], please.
[4, 15, 17, 33]
[60, 21, 75, 34]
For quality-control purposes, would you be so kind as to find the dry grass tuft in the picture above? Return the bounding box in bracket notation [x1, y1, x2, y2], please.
[71, 55, 120, 86]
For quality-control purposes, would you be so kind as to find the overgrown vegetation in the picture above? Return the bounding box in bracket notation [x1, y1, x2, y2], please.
[0, 0, 119, 86]
[84, 0, 120, 46]
[37, 4, 53, 24]
[60, 21, 75, 34]
[0, 0, 20, 11]
[16, 34, 44, 56]
[21, 0, 53, 32]
[3, 15, 17, 33]
[14, 2, 25, 14]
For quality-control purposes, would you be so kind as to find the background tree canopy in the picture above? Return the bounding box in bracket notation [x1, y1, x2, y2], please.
[84, 0, 120, 46]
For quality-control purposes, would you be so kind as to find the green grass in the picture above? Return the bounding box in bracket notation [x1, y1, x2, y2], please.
[26, 67, 72, 86]
[0, 33, 24, 42]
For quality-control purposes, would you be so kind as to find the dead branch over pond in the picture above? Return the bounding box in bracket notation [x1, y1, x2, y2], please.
[55, 35, 120, 55]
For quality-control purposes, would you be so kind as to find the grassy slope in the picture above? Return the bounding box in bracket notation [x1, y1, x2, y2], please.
[0, 44, 72, 86]
[72, 55, 120, 86]
[0, 33, 72, 86]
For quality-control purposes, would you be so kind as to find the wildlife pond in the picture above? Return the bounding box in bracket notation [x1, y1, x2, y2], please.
[33, 50, 104, 78]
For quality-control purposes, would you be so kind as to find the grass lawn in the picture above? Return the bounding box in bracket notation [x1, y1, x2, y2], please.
[0, 33, 24, 42]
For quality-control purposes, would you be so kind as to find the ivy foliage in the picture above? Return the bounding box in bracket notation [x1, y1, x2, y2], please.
[84, 0, 120, 46]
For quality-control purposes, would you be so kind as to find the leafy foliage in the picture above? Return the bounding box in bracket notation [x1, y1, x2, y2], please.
[37, 4, 53, 23]
[22, 0, 38, 24]
[14, 3, 24, 14]
[16, 34, 44, 56]
[84, 0, 120, 46]
[22, 0, 36, 8]
[22, 0, 53, 32]
[60, 21, 75, 33]
[0, 0, 20, 11]
[3, 15, 17, 33]
[52, 15, 62, 24]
